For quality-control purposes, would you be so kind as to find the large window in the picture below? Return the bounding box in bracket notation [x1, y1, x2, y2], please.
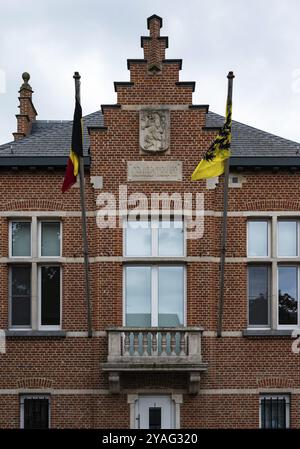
[9, 220, 62, 330]
[20, 395, 50, 429]
[124, 219, 185, 328]
[247, 218, 300, 329]
[260, 395, 290, 429]
[125, 266, 184, 327]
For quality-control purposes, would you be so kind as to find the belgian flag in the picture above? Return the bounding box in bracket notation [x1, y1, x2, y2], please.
[62, 98, 83, 192]
[191, 102, 232, 180]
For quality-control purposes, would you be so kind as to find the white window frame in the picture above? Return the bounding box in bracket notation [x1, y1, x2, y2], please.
[123, 217, 186, 258]
[20, 394, 51, 429]
[123, 264, 186, 327]
[38, 265, 62, 330]
[247, 219, 270, 258]
[8, 217, 62, 331]
[9, 220, 32, 258]
[277, 219, 299, 258]
[259, 394, 290, 429]
[277, 265, 300, 330]
[38, 220, 62, 258]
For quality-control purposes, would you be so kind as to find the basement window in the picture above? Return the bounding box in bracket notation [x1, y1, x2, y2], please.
[260, 394, 290, 428]
[20, 395, 50, 429]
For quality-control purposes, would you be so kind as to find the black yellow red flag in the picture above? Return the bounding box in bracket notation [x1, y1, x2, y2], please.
[62, 99, 83, 192]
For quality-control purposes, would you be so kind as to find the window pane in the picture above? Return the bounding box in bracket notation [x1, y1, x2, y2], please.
[158, 221, 184, 256]
[278, 266, 298, 325]
[41, 222, 61, 257]
[11, 222, 31, 256]
[11, 266, 31, 327]
[149, 408, 161, 429]
[125, 221, 151, 256]
[126, 267, 151, 326]
[158, 267, 184, 326]
[278, 221, 297, 257]
[248, 221, 268, 257]
[248, 266, 269, 326]
[41, 266, 60, 326]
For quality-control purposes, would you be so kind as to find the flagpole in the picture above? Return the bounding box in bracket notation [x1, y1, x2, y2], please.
[73, 72, 93, 338]
[217, 71, 235, 338]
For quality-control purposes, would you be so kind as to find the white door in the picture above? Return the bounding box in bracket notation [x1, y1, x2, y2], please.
[135, 395, 174, 429]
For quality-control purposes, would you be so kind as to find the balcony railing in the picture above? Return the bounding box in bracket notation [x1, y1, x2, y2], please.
[102, 327, 208, 394]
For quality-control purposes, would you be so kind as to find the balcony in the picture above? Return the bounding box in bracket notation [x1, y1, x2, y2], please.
[102, 327, 208, 394]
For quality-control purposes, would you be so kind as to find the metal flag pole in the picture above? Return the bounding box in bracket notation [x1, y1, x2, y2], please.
[217, 71, 235, 338]
[73, 71, 93, 338]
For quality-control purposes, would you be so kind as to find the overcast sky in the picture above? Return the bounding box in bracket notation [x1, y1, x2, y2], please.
[1, 0, 300, 145]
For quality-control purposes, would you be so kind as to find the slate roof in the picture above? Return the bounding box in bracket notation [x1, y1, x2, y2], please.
[0, 110, 103, 157]
[0, 109, 299, 162]
[206, 111, 300, 157]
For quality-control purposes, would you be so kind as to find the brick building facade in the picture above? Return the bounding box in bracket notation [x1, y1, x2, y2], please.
[0, 15, 300, 429]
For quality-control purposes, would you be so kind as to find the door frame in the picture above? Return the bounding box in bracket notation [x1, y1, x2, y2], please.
[128, 393, 182, 429]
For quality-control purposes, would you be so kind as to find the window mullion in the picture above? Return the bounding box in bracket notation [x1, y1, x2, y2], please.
[31, 262, 38, 330]
[32, 217, 38, 258]
[152, 267, 158, 327]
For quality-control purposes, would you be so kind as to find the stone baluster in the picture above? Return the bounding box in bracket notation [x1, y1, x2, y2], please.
[161, 332, 167, 356]
[133, 332, 139, 356]
[123, 332, 130, 356]
[179, 331, 186, 356]
[152, 331, 158, 356]
[142, 331, 148, 356]
[170, 331, 176, 356]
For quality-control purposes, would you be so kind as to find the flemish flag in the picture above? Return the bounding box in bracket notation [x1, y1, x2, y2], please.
[191, 103, 232, 180]
[62, 98, 83, 192]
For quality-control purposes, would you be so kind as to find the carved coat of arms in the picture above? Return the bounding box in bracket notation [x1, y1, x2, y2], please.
[140, 109, 170, 152]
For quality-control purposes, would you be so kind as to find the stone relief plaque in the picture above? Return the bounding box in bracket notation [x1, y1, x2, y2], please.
[140, 109, 170, 153]
[127, 161, 182, 182]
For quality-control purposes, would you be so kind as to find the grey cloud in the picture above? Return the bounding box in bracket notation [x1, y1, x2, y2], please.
[1, 0, 300, 144]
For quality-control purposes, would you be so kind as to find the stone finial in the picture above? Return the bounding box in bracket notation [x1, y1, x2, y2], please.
[20, 72, 32, 91]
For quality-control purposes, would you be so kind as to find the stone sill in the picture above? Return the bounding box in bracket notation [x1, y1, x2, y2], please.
[243, 329, 293, 337]
[5, 330, 66, 338]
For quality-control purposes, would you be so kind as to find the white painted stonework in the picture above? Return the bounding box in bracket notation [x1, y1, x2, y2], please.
[127, 161, 182, 181]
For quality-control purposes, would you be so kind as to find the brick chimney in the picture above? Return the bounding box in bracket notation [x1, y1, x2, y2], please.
[13, 72, 37, 141]
[142, 14, 168, 74]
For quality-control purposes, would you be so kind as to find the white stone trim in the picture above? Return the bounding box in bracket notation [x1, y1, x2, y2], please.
[171, 393, 183, 429]
[0, 387, 298, 396]
[202, 331, 243, 337]
[1, 210, 300, 219]
[127, 394, 139, 429]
